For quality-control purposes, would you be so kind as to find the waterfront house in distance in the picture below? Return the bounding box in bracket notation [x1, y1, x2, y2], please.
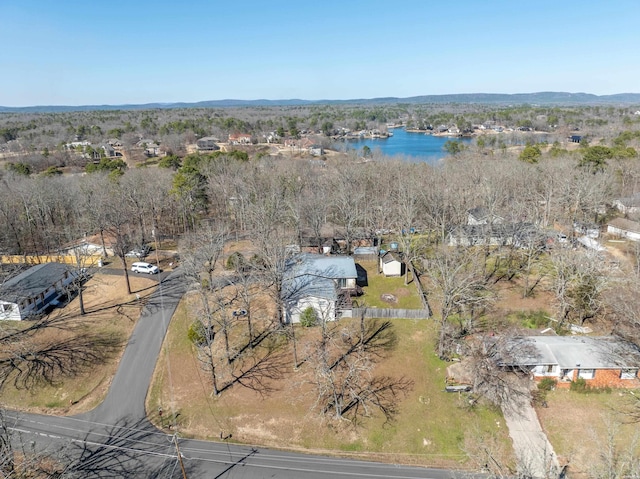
[500, 336, 640, 389]
[0, 263, 77, 321]
[196, 136, 221, 151]
[228, 133, 252, 145]
[281, 254, 357, 324]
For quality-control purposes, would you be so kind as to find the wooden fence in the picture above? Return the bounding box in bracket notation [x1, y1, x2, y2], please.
[1, 254, 102, 266]
[409, 262, 432, 316]
[351, 308, 431, 320]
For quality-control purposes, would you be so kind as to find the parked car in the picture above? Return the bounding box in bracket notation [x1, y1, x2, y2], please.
[131, 262, 159, 274]
[125, 245, 151, 258]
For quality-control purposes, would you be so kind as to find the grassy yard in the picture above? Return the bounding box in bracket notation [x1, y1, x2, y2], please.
[537, 388, 640, 478]
[147, 295, 513, 469]
[355, 260, 423, 309]
[0, 272, 155, 413]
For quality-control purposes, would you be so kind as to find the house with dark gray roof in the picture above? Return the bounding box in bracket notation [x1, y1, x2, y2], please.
[196, 136, 221, 151]
[0, 263, 77, 320]
[467, 206, 503, 226]
[281, 254, 358, 324]
[613, 193, 640, 215]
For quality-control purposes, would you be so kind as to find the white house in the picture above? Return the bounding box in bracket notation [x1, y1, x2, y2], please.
[281, 254, 357, 324]
[379, 251, 403, 277]
[467, 206, 504, 226]
[607, 217, 640, 242]
[613, 194, 640, 215]
[0, 263, 77, 321]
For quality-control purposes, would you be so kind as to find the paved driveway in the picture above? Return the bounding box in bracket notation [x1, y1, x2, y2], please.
[502, 382, 560, 478]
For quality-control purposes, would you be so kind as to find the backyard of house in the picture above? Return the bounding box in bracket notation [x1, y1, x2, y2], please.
[354, 259, 424, 310]
[145, 254, 490, 468]
[147, 282, 513, 470]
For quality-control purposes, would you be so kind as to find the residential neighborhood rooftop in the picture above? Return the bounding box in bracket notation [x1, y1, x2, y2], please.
[502, 336, 640, 370]
[282, 254, 357, 301]
[608, 217, 640, 234]
[0, 262, 73, 302]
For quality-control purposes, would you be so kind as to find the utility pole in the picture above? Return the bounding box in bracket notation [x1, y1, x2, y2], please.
[152, 227, 161, 270]
[173, 434, 188, 479]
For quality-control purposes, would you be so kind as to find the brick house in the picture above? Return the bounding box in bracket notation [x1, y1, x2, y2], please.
[499, 336, 640, 389]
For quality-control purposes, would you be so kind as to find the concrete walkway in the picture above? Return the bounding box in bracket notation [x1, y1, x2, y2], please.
[502, 382, 560, 478]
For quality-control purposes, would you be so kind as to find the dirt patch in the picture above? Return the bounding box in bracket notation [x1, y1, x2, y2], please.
[381, 293, 397, 303]
[494, 281, 554, 315]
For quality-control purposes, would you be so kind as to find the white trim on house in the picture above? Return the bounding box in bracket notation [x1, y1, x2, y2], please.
[281, 254, 357, 324]
[0, 263, 77, 320]
[607, 218, 640, 242]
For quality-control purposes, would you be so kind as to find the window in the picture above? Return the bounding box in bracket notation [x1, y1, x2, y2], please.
[545, 365, 556, 374]
[578, 369, 595, 380]
[621, 369, 638, 380]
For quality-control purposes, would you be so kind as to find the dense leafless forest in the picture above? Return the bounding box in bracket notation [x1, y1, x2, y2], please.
[1, 102, 640, 345]
[0, 103, 639, 333]
[3, 102, 640, 476]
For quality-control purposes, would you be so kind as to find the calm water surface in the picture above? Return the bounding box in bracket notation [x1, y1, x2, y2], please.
[340, 128, 473, 164]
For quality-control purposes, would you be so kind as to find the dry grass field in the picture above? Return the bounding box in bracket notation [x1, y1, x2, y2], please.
[0, 268, 156, 414]
[3, 246, 638, 475]
[537, 389, 640, 478]
[147, 290, 514, 469]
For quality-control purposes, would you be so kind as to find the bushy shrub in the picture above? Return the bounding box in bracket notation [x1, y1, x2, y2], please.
[538, 377, 557, 391]
[569, 378, 612, 394]
[300, 307, 318, 327]
[188, 321, 214, 346]
[531, 389, 548, 407]
[249, 253, 267, 269]
[225, 252, 245, 271]
[187, 321, 206, 345]
[570, 378, 589, 393]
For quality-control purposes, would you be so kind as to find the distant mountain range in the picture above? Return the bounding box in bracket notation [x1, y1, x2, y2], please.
[2, 92, 640, 113]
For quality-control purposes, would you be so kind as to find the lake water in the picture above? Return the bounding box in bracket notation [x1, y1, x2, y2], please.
[339, 128, 473, 164]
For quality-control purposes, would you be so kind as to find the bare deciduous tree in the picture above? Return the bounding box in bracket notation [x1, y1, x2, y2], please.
[425, 246, 494, 359]
[304, 316, 411, 423]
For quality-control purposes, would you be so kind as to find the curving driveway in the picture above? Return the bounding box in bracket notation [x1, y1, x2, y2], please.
[6, 270, 478, 478]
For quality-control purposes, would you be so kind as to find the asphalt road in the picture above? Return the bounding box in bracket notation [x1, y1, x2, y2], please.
[6, 270, 479, 478]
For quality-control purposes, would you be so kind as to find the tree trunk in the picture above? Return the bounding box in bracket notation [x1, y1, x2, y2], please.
[120, 256, 132, 294]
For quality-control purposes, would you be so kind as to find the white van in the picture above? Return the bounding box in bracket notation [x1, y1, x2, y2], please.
[131, 262, 159, 274]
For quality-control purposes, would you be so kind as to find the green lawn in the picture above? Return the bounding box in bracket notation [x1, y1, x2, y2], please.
[356, 260, 423, 309]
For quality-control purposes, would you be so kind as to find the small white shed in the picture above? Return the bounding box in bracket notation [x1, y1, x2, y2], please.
[379, 251, 403, 277]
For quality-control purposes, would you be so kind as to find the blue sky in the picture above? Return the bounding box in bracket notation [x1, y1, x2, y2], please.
[1, 0, 639, 106]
